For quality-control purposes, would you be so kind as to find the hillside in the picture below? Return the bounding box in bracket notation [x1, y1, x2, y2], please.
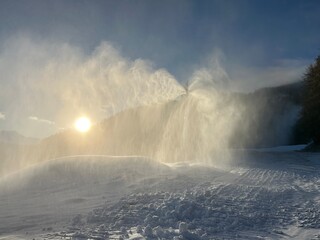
[0, 130, 38, 145]
[0, 82, 304, 176]
[230, 81, 303, 147]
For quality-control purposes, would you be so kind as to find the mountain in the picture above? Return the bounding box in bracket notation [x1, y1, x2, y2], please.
[0, 131, 39, 176]
[230, 81, 303, 148]
[0, 130, 39, 145]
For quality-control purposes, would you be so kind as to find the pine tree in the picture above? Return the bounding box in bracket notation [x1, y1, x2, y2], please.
[298, 56, 320, 145]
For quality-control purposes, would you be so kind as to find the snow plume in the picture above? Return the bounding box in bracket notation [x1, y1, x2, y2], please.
[145, 57, 242, 163]
[151, 89, 241, 164]
[0, 35, 244, 167]
[31, 52, 243, 165]
[0, 35, 185, 137]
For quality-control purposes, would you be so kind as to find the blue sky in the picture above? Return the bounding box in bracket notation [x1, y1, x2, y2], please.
[0, 0, 319, 137]
[1, 0, 319, 79]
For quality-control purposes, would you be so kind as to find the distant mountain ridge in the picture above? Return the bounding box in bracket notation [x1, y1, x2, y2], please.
[230, 81, 303, 148]
[0, 130, 39, 145]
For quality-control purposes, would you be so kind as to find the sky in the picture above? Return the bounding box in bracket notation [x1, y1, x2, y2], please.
[0, 0, 319, 138]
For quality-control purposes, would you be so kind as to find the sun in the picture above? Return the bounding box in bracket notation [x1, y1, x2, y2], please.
[74, 117, 91, 133]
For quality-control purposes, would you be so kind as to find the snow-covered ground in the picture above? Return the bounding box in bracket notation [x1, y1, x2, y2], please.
[0, 148, 320, 239]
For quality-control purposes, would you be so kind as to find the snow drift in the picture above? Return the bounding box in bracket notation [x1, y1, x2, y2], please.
[0, 156, 169, 193]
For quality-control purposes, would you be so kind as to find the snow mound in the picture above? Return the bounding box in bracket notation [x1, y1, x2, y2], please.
[0, 156, 171, 235]
[70, 187, 297, 239]
[0, 155, 170, 192]
[42, 154, 320, 240]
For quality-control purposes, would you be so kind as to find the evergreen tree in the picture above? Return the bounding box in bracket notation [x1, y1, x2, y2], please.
[298, 56, 320, 145]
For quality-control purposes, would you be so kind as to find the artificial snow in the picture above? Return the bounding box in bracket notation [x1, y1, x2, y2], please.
[0, 150, 320, 239]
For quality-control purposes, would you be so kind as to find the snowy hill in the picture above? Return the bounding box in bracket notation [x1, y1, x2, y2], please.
[0, 131, 39, 175]
[0, 156, 170, 235]
[230, 82, 303, 147]
[0, 152, 320, 239]
[0, 130, 38, 145]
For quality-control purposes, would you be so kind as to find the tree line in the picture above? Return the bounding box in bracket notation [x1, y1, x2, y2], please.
[295, 56, 320, 149]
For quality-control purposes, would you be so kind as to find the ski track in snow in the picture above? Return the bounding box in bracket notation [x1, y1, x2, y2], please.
[0, 151, 320, 239]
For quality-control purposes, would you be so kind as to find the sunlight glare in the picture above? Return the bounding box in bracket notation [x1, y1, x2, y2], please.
[74, 117, 91, 133]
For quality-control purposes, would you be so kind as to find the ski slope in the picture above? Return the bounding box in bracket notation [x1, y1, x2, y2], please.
[0, 149, 319, 239]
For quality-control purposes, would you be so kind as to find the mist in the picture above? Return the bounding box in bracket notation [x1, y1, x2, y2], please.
[0, 35, 249, 177]
[0, 36, 186, 138]
[0, 34, 306, 177]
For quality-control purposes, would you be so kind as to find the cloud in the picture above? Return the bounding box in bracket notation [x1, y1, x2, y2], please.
[228, 58, 308, 92]
[0, 112, 5, 120]
[187, 48, 308, 92]
[28, 116, 55, 125]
